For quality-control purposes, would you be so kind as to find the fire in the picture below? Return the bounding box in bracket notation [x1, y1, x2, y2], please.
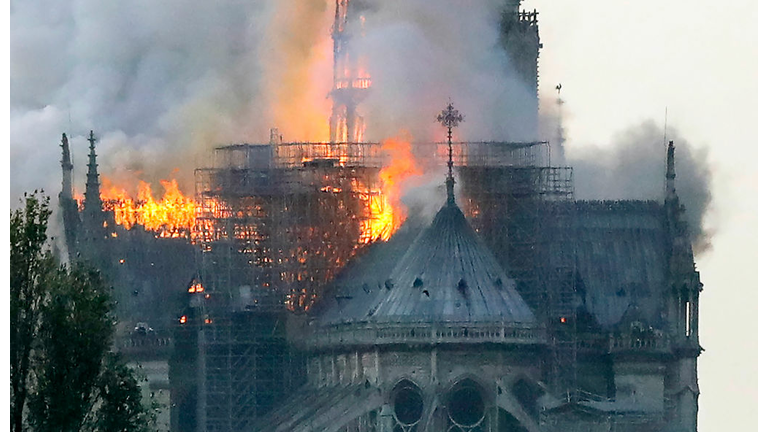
[379, 134, 422, 225]
[101, 176, 196, 238]
[359, 134, 422, 243]
[358, 188, 397, 244]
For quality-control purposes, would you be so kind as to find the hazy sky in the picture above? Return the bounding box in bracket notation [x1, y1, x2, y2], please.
[526, 0, 757, 429]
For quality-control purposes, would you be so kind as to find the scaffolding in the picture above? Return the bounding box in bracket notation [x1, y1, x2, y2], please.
[187, 140, 579, 430]
[199, 310, 288, 432]
[187, 142, 387, 432]
[194, 143, 386, 312]
[193, 140, 550, 311]
[458, 163, 578, 394]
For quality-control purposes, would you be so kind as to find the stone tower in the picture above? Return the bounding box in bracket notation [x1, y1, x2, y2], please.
[58, 133, 80, 257]
[663, 141, 702, 432]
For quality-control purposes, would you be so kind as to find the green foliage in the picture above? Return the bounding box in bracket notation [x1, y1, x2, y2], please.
[27, 264, 113, 432]
[10, 192, 157, 432]
[11, 192, 55, 432]
[94, 353, 157, 432]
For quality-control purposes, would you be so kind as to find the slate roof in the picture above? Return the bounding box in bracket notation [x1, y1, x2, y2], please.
[314, 199, 670, 332]
[542, 201, 669, 328]
[315, 199, 536, 325]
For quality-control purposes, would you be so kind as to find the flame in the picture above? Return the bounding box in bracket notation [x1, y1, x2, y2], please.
[188, 282, 205, 293]
[101, 176, 196, 238]
[359, 190, 397, 244]
[379, 134, 422, 225]
[358, 134, 422, 243]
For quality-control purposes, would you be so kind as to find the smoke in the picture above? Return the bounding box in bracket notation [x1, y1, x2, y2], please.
[11, 0, 540, 206]
[10, 0, 333, 204]
[566, 120, 714, 253]
[355, 0, 538, 142]
[401, 175, 448, 225]
[538, 94, 567, 165]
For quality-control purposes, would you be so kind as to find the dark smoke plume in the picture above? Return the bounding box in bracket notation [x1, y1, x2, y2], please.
[566, 120, 713, 253]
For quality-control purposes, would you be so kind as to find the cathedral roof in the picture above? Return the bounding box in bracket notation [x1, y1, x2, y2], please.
[539, 200, 668, 328]
[316, 199, 535, 325]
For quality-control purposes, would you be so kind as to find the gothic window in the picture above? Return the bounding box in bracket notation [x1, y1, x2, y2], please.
[392, 380, 424, 431]
[447, 379, 486, 431]
[685, 300, 692, 337]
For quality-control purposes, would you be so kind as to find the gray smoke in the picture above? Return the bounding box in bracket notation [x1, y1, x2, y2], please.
[10, 0, 331, 203]
[538, 94, 567, 165]
[14, 2, 709, 255]
[566, 120, 713, 253]
[356, 0, 538, 142]
[11, 0, 537, 204]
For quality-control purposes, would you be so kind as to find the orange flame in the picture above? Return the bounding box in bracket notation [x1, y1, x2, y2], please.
[101, 176, 196, 238]
[380, 134, 422, 224]
[359, 134, 422, 243]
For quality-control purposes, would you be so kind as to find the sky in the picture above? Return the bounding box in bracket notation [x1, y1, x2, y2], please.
[8, 0, 758, 429]
[526, 0, 757, 430]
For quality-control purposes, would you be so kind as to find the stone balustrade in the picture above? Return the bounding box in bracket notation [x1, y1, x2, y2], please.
[609, 334, 671, 353]
[304, 321, 547, 349]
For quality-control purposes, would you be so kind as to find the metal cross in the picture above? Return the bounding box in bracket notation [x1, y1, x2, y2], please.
[437, 102, 463, 203]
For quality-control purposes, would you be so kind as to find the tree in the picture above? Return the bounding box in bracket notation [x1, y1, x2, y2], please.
[27, 264, 113, 432]
[11, 192, 54, 432]
[94, 353, 157, 432]
[10, 192, 156, 432]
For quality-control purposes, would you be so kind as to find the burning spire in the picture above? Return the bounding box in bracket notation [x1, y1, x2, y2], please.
[330, 0, 369, 143]
[437, 101, 464, 204]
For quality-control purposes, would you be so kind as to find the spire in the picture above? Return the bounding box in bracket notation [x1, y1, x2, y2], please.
[554, 83, 566, 164]
[60, 133, 73, 200]
[437, 101, 463, 204]
[665, 140, 677, 202]
[665, 139, 695, 272]
[84, 130, 102, 214]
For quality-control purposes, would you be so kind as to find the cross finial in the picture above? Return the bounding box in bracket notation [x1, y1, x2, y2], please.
[437, 101, 463, 204]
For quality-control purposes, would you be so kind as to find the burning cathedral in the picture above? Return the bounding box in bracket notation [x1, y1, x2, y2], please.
[58, 1, 702, 431]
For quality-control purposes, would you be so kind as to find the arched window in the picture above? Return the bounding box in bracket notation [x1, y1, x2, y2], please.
[447, 379, 486, 431]
[391, 380, 424, 430]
